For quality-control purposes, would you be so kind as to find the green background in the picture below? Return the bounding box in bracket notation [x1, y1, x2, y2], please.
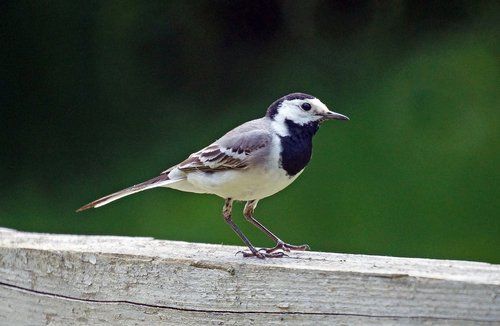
[1, 1, 499, 263]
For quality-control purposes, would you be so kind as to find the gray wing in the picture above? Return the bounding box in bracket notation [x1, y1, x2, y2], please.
[173, 119, 272, 173]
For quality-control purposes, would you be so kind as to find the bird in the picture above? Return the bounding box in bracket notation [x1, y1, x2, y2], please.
[77, 92, 349, 258]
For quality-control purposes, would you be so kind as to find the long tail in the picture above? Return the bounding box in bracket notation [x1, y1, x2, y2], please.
[76, 174, 181, 212]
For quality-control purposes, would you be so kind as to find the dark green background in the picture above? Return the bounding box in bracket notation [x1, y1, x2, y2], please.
[1, 1, 499, 263]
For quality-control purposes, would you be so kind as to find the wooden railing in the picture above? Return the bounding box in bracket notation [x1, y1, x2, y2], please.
[1, 227, 499, 325]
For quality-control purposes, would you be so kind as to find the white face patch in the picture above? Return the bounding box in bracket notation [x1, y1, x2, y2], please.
[270, 98, 332, 136]
[281, 100, 316, 125]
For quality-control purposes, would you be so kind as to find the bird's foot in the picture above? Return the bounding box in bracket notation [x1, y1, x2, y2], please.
[236, 248, 288, 259]
[237, 240, 309, 259]
[264, 240, 310, 253]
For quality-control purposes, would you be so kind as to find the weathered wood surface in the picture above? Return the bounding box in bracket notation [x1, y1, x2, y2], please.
[0, 227, 499, 325]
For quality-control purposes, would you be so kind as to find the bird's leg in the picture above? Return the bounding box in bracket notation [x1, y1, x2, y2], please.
[243, 200, 310, 254]
[222, 199, 284, 258]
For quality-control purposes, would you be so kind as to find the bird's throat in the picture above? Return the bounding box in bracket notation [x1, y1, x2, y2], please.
[278, 120, 319, 176]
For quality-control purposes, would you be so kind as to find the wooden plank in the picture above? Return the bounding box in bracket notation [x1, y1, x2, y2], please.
[0, 227, 499, 325]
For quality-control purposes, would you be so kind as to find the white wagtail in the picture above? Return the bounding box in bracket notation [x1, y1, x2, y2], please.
[77, 93, 349, 258]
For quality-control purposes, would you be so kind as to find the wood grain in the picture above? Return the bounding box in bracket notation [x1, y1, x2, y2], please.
[1, 227, 499, 325]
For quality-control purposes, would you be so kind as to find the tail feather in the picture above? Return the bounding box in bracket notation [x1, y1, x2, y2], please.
[76, 174, 182, 212]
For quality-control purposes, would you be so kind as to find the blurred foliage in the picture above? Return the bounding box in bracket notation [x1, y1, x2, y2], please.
[1, 1, 499, 263]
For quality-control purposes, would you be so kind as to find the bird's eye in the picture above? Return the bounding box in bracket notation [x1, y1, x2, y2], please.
[301, 103, 312, 111]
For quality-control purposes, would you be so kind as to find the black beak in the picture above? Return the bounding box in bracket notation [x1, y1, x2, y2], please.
[321, 111, 349, 121]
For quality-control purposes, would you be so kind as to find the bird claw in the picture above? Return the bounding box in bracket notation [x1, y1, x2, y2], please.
[236, 241, 309, 259]
[237, 249, 288, 259]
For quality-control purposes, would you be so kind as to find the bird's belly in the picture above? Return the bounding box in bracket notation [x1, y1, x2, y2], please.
[186, 168, 302, 201]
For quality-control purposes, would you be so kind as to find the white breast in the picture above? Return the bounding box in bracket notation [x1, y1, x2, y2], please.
[182, 134, 303, 201]
[186, 167, 302, 201]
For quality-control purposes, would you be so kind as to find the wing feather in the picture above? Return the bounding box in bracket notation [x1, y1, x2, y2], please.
[176, 129, 271, 173]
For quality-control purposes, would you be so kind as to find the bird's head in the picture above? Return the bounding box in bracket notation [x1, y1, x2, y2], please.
[266, 93, 349, 127]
